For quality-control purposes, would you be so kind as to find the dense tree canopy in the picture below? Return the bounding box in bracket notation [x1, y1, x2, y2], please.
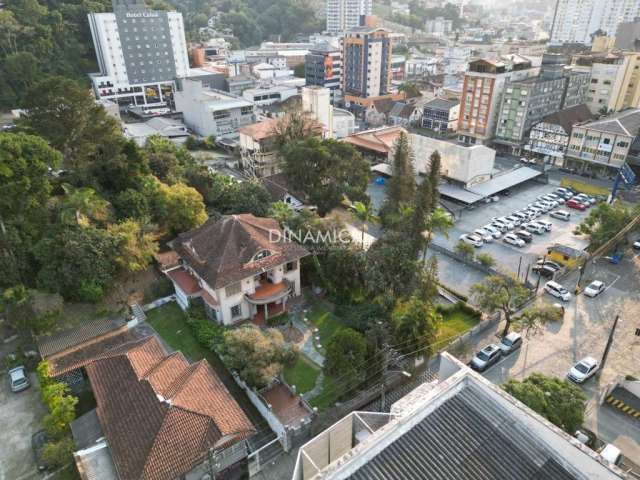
[324, 328, 367, 388]
[503, 373, 586, 433]
[391, 296, 440, 355]
[283, 137, 370, 215]
[574, 201, 639, 251]
[470, 275, 530, 336]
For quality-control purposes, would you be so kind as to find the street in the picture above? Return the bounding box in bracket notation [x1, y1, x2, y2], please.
[462, 249, 640, 462]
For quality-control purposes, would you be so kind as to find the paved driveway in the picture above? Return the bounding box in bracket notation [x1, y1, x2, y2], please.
[461, 251, 640, 462]
[0, 372, 46, 480]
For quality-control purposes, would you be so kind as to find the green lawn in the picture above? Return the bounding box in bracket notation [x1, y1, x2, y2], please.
[146, 302, 210, 362]
[283, 355, 321, 394]
[309, 375, 339, 410]
[305, 299, 343, 351]
[436, 308, 480, 346]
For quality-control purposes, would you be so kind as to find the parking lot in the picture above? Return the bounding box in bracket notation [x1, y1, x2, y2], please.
[463, 249, 640, 463]
[435, 181, 592, 278]
[0, 372, 46, 480]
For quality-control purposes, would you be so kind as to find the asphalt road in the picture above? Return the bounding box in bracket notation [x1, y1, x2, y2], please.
[463, 249, 640, 463]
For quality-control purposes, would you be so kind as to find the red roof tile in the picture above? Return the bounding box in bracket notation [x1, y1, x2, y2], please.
[167, 268, 201, 295]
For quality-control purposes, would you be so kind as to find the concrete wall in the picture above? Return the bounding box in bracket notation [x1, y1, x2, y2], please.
[409, 134, 495, 185]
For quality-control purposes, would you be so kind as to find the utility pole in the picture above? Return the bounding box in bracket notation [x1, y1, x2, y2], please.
[379, 346, 389, 412]
[517, 256, 522, 280]
[600, 315, 620, 372]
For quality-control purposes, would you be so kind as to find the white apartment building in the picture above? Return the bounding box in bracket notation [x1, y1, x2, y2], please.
[174, 79, 255, 138]
[326, 0, 372, 34]
[87, 0, 189, 105]
[550, 0, 640, 45]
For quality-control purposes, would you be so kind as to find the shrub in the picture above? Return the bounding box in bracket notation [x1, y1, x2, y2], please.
[454, 240, 475, 259]
[185, 305, 224, 350]
[476, 252, 496, 268]
[42, 437, 75, 468]
[77, 280, 104, 303]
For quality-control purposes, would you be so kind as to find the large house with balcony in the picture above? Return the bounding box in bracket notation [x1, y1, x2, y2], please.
[164, 214, 309, 325]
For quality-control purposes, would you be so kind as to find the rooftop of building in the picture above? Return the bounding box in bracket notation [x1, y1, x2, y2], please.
[538, 104, 595, 133]
[171, 214, 310, 290]
[424, 97, 460, 110]
[293, 353, 624, 480]
[576, 108, 640, 136]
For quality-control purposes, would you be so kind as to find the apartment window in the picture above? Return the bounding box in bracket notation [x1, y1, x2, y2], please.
[230, 304, 242, 318]
[225, 283, 242, 296]
[617, 141, 629, 148]
[591, 79, 598, 84]
[603, 80, 611, 85]
[213, 110, 231, 120]
[285, 261, 297, 272]
[240, 106, 253, 115]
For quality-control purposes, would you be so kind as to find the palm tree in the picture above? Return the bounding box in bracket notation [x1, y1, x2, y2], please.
[422, 207, 454, 262]
[343, 197, 378, 248]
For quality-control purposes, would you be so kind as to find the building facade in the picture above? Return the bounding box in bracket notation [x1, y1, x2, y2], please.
[422, 98, 460, 134]
[494, 54, 589, 154]
[174, 79, 255, 138]
[342, 26, 393, 105]
[87, 0, 189, 105]
[305, 44, 343, 103]
[326, 0, 372, 34]
[565, 108, 640, 174]
[550, 0, 640, 45]
[457, 56, 536, 145]
[166, 215, 309, 325]
[523, 104, 594, 163]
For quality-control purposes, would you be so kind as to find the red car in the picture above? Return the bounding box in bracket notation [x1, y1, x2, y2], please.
[566, 199, 586, 211]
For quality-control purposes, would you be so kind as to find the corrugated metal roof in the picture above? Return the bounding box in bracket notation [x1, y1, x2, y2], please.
[348, 384, 581, 480]
[468, 167, 542, 197]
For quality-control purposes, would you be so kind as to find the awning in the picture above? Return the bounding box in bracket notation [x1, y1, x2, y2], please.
[437, 183, 484, 204]
[371, 163, 392, 176]
[467, 167, 542, 197]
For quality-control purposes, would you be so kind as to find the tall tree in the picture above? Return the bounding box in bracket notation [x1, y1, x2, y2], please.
[282, 137, 370, 215]
[503, 373, 586, 433]
[391, 296, 441, 355]
[574, 201, 637, 251]
[324, 328, 367, 389]
[470, 275, 530, 336]
[18, 76, 120, 171]
[154, 181, 208, 235]
[107, 219, 159, 273]
[514, 305, 562, 338]
[386, 132, 415, 211]
[344, 197, 378, 248]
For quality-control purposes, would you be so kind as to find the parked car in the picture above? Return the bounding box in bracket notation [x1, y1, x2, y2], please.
[570, 196, 590, 208]
[504, 233, 525, 247]
[550, 210, 571, 221]
[515, 230, 533, 243]
[567, 356, 599, 383]
[533, 265, 556, 278]
[512, 211, 530, 222]
[535, 220, 553, 232]
[536, 259, 561, 271]
[483, 225, 502, 238]
[584, 280, 606, 297]
[474, 229, 493, 243]
[493, 217, 514, 230]
[575, 193, 596, 206]
[600, 444, 622, 466]
[555, 187, 574, 198]
[545, 281, 571, 301]
[525, 222, 545, 235]
[546, 193, 565, 204]
[633, 240, 640, 250]
[566, 199, 586, 211]
[9, 366, 30, 392]
[505, 215, 522, 226]
[499, 332, 522, 354]
[460, 234, 483, 247]
[526, 208, 542, 218]
[471, 344, 503, 371]
[490, 222, 509, 233]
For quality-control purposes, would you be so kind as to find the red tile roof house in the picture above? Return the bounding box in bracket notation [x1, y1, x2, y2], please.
[164, 214, 309, 326]
[72, 335, 255, 480]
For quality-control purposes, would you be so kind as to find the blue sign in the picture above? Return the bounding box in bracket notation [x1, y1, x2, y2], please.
[620, 163, 636, 185]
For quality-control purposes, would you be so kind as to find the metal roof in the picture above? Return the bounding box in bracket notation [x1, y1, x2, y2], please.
[348, 383, 582, 480]
[468, 167, 542, 197]
[437, 183, 484, 204]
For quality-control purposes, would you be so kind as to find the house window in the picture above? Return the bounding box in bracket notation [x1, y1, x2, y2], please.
[285, 261, 297, 272]
[252, 250, 272, 262]
[225, 283, 242, 296]
[230, 304, 242, 318]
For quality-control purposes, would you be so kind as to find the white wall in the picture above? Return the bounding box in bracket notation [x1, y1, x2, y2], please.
[409, 134, 495, 185]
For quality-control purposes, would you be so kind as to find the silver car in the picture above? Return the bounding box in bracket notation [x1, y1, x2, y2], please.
[9, 366, 30, 392]
[499, 332, 522, 354]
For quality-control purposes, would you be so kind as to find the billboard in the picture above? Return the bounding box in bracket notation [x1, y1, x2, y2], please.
[324, 55, 333, 79]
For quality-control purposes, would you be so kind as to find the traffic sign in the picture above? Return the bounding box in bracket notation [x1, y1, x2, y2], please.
[620, 162, 636, 185]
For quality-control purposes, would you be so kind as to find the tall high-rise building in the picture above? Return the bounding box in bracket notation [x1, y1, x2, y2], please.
[550, 0, 640, 45]
[342, 24, 392, 106]
[326, 0, 373, 34]
[88, 0, 189, 105]
[457, 55, 537, 146]
[305, 43, 343, 104]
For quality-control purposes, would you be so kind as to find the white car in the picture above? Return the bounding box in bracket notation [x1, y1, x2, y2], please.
[474, 229, 493, 243]
[600, 444, 622, 466]
[535, 220, 552, 232]
[633, 240, 640, 250]
[482, 225, 502, 238]
[503, 233, 525, 247]
[505, 215, 522, 226]
[545, 281, 571, 302]
[460, 234, 483, 247]
[584, 280, 605, 297]
[567, 356, 599, 383]
[493, 217, 514, 230]
[546, 193, 565, 204]
[524, 222, 545, 235]
[9, 366, 30, 393]
[550, 210, 571, 221]
[499, 332, 523, 354]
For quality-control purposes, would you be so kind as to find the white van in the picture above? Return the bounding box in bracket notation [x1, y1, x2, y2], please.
[544, 281, 571, 302]
[600, 444, 622, 466]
